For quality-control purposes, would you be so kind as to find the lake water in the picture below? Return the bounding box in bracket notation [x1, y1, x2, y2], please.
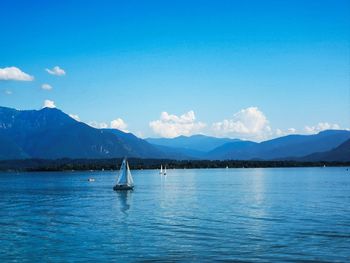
[0, 167, 349, 262]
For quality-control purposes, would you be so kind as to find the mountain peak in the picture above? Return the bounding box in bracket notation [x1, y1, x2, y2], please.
[0, 105, 166, 160]
[39, 107, 66, 116]
[40, 107, 61, 112]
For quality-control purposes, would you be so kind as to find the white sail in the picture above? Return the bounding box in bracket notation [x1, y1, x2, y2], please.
[117, 159, 134, 186]
[160, 165, 163, 174]
[126, 162, 134, 185]
[164, 166, 167, 175]
[117, 159, 127, 185]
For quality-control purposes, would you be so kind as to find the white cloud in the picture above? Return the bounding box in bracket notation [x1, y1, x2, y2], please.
[304, 122, 340, 134]
[45, 66, 66, 76]
[288, 128, 297, 133]
[69, 114, 80, 121]
[110, 118, 128, 132]
[212, 107, 271, 140]
[43, 99, 56, 108]
[41, 83, 53, 90]
[149, 110, 206, 138]
[88, 121, 108, 129]
[135, 131, 145, 138]
[275, 128, 297, 137]
[87, 118, 129, 131]
[0, 67, 34, 81]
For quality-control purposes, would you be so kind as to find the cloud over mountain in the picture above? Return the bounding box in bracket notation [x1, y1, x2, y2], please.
[305, 122, 341, 134]
[212, 107, 271, 140]
[88, 121, 108, 129]
[43, 99, 56, 108]
[88, 118, 128, 131]
[110, 118, 128, 132]
[150, 110, 206, 138]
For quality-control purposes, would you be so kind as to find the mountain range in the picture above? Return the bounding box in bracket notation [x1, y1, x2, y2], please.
[205, 130, 350, 161]
[300, 138, 350, 162]
[0, 106, 349, 161]
[0, 106, 164, 159]
[146, 135, 239, 158]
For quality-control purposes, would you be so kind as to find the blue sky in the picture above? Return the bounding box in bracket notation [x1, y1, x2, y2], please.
[0, 0, 349, 139]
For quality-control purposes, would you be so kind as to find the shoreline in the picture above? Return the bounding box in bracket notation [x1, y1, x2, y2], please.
[0, 158, 349, 172]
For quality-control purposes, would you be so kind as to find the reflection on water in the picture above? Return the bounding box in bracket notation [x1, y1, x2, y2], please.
[116, 191, 132, 214]
[0, 168, 349, 262]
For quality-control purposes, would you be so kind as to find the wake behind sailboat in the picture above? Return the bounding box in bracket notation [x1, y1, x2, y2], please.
[113, 158, 134, 191]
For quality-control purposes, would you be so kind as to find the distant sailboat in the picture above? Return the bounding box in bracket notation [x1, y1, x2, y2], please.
[160, 165, 163, 175]
[113, 158, 134, 191]
[164, 166, 167, 175]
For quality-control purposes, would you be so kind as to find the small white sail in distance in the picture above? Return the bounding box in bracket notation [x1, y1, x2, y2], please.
[164, 166, 167, 175]
[160, 165, 163, 175]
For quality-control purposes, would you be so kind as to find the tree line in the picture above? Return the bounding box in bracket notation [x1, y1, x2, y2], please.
[0, 158, 349, 172]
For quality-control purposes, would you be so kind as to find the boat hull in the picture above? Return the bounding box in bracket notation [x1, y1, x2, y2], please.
[113, 184, 134, 191]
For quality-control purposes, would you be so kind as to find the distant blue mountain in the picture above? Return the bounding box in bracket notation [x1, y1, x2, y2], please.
[1, 106, 349, 161]
[206, 140, 258, 160]
[103, 129, 198, 159]
[300, 138, 350, 162]
[0, 106, 165, 159]
[146, 135, 239, 153]
[101, 128, 166, 158]
[151, 144, 204, 160]
[206, 130, 350, 160]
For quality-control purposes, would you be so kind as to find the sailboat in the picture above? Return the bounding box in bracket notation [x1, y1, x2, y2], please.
[113, 158, 134, 191]
[159, 165, 163, 175]
[164, 166, 167, 175]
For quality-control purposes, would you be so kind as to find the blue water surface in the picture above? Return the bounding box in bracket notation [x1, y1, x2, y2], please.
[0, 167, 349, 262]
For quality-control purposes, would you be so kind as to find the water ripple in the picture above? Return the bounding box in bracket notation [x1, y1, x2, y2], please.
[0, 168, 349, 262]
